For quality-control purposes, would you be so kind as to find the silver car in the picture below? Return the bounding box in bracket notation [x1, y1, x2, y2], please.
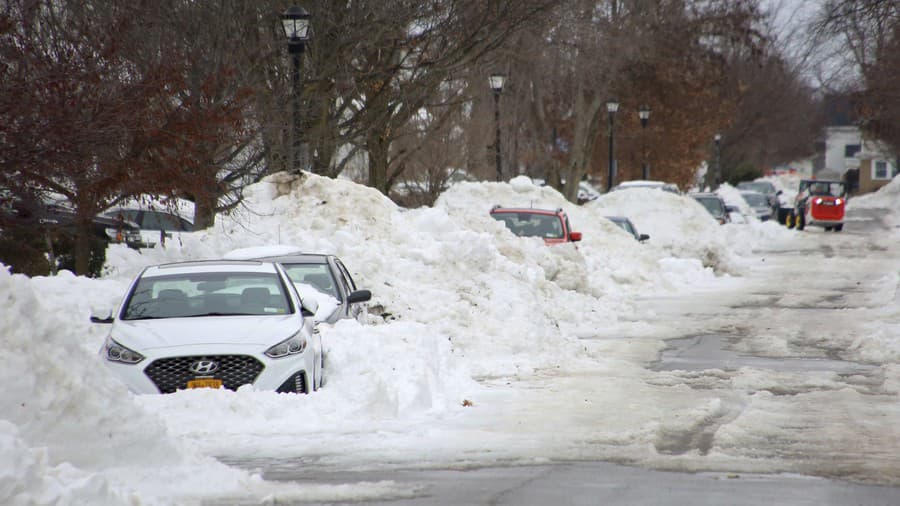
[253, 253, 372, 324]
[739, 190, 774, 221]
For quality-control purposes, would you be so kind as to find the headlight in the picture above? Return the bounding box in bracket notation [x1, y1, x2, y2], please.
[265, 332, 308, 358]
[835, 198, 843, 205]
[814, 198, 823, 204]
[102, 336, 144, 364]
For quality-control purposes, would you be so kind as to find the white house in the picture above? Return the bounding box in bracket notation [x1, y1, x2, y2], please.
[823, 126, 862, 174]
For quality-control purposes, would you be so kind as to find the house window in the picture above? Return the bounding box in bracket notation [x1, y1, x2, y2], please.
[873, 160, 889, 180]
[845, 144, 861, 158]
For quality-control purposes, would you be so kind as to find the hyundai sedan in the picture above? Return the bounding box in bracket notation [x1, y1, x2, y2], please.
[92, 260, 323, 394]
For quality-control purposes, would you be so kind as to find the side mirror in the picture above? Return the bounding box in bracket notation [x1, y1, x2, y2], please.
[347, 289, 372, 304]
[300, 297, 319, 317]
[90, 308, 114, 324]
[725, 205, 740, 213]
[638, 234, 650, 242]
[569, 231, 583, 242]
[776, 190, 783, 195]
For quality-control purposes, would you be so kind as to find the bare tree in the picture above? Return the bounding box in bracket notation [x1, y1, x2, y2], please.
[296, 1, 558, 195]
[502, 0, 766, 197]
[812, 1, 900, 154]
[0, 1, 253, 274]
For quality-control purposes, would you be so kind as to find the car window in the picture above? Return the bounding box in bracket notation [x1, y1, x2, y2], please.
[694, 197, 725, 216]
[113, 210, 141, 223]
[741, 193, 767, 206]
[492, 212, 564, 239]
[281, 263, 340, 299]
[122, 271, 291, 320]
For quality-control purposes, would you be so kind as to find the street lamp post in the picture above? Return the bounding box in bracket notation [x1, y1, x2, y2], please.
[714, 133, 722, 190]
[281, 6, 311, 173]
[638, 105, 650, 180]
[489, 74, 506, 181]
[606, 99, 619, 191]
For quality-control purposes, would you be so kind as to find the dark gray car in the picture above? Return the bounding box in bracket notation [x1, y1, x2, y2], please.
[690, 192, 730, 224]
[254, 254, 371, 324]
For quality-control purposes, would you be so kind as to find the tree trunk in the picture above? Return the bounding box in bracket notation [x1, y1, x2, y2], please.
[74, 218, 92, 276]
[193, 191, 218, 230]
[367, 130, 391, 194]
[562, 95, 604, 201]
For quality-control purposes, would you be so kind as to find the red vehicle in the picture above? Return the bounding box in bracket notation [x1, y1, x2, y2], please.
[489, 206, 582, 245]
[788, 179, 847, 232]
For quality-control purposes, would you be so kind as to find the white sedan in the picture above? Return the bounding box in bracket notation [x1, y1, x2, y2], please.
[92, 260, 323, 394]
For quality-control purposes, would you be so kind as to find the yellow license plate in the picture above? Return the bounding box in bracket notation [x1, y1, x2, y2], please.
[186, 378, 223, 389]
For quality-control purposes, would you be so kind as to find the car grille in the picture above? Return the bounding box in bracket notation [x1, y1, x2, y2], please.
[144, 355, 264, 394]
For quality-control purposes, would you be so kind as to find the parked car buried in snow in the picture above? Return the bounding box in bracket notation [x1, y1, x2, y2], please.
[689, 193, 730, 225]
[104, 206, 195, 248]
[739, 190, 774, 221]
[251, 253, 372, 324]
[92, 259, 323, 394]
[489, 206, 582, 245]
[605, 216, 649, 242]
[787, 179, 847, 232]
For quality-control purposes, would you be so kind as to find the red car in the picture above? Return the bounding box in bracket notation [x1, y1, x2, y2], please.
[489, 206, 582, 245]
[788, 179, 847, 232]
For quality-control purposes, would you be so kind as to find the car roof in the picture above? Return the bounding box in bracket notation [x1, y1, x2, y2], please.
[490, 206, 563, 215]
[253, 254, 331, 264]
[141, 259, 279, 277]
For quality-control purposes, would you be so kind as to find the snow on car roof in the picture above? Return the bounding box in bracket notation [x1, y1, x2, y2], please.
[223, 245, 305, 260]
[142, 259, 278, 277]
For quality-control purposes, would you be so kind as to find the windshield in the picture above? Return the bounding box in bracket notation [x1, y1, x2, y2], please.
[737, 182, 775, 195]
[741, 193, 768, 207]
[281, 263, 339, 299]
[492, 212, 564, 239]
[609, 218, 635, 236]
[122, 271, 292, 319]
[694, 197, 725, 217]
[801, 181, 846, 197]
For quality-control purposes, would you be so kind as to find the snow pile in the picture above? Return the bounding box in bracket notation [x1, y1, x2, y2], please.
[586, 187, 741, 274]
[844, 174, 900, 228]
[3, 171, 784, 503]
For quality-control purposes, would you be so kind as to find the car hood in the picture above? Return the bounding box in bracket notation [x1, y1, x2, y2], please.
[112, 314, 301, 350]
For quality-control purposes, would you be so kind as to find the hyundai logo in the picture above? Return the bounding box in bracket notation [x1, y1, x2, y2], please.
[189, 360, 219, 375]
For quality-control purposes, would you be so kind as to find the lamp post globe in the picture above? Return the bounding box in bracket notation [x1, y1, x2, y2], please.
[281, 6, 311, 52]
